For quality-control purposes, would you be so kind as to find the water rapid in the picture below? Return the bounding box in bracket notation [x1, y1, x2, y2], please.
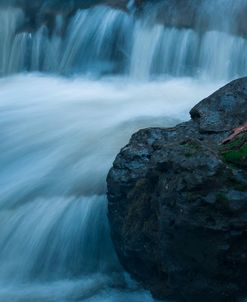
[0, 1, 247, 301]
[0, 74, 220, 301]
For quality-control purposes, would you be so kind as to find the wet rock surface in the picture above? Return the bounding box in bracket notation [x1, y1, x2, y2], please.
[107, 77, 247, 302]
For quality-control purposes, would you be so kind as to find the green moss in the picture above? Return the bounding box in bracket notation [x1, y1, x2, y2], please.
[183, 140, 201, 151]
[220, 132, 247, 167]
[181, 140, 202, 158]
[123, 178, 158, 239]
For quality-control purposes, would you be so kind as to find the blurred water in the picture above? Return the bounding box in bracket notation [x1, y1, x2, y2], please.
[0, 1, 246, 300]
[0, 3, 247, 80]
[0, 74, 221, 301]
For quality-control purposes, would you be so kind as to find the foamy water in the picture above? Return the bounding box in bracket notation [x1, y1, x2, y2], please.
[0, 74, 221, 301]
[0, 2, 246, 300]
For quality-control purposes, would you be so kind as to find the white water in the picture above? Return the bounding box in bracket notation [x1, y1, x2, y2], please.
[1, 4, 247, 80]
[0, 74, 221, 301]
[0, 1, 247, 301]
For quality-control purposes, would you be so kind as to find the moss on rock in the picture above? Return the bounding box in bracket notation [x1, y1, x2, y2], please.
[220, 132, 247, 167]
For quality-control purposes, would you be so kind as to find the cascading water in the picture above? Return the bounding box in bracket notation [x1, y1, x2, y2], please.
[0, 1, 247, 301]
[0, 74, 219, 302]
[1, 0, 247, 80]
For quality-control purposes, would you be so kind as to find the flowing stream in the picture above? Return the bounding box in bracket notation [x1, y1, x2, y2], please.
[0, 1, 246, 301]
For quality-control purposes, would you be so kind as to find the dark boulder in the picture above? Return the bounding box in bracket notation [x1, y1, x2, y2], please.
[107, 77, 247, 302]
[190, 77, 247, 132]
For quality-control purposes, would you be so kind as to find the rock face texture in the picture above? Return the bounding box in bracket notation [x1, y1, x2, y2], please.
[107, 77, 247, 302]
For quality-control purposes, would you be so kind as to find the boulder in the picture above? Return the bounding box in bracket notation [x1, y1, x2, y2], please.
[107, 77, 247, 302]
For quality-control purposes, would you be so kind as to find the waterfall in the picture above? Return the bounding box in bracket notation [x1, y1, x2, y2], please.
[0, 1, 247, 301]
[0, 73, 219, 301]
[0, 196, 116, 280]
[0, 0, 247, 80]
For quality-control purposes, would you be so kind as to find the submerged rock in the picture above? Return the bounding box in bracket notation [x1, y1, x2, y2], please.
[107, 77, 247, 302]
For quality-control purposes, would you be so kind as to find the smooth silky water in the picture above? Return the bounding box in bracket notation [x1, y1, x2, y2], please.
[0, 1, 246, 301]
